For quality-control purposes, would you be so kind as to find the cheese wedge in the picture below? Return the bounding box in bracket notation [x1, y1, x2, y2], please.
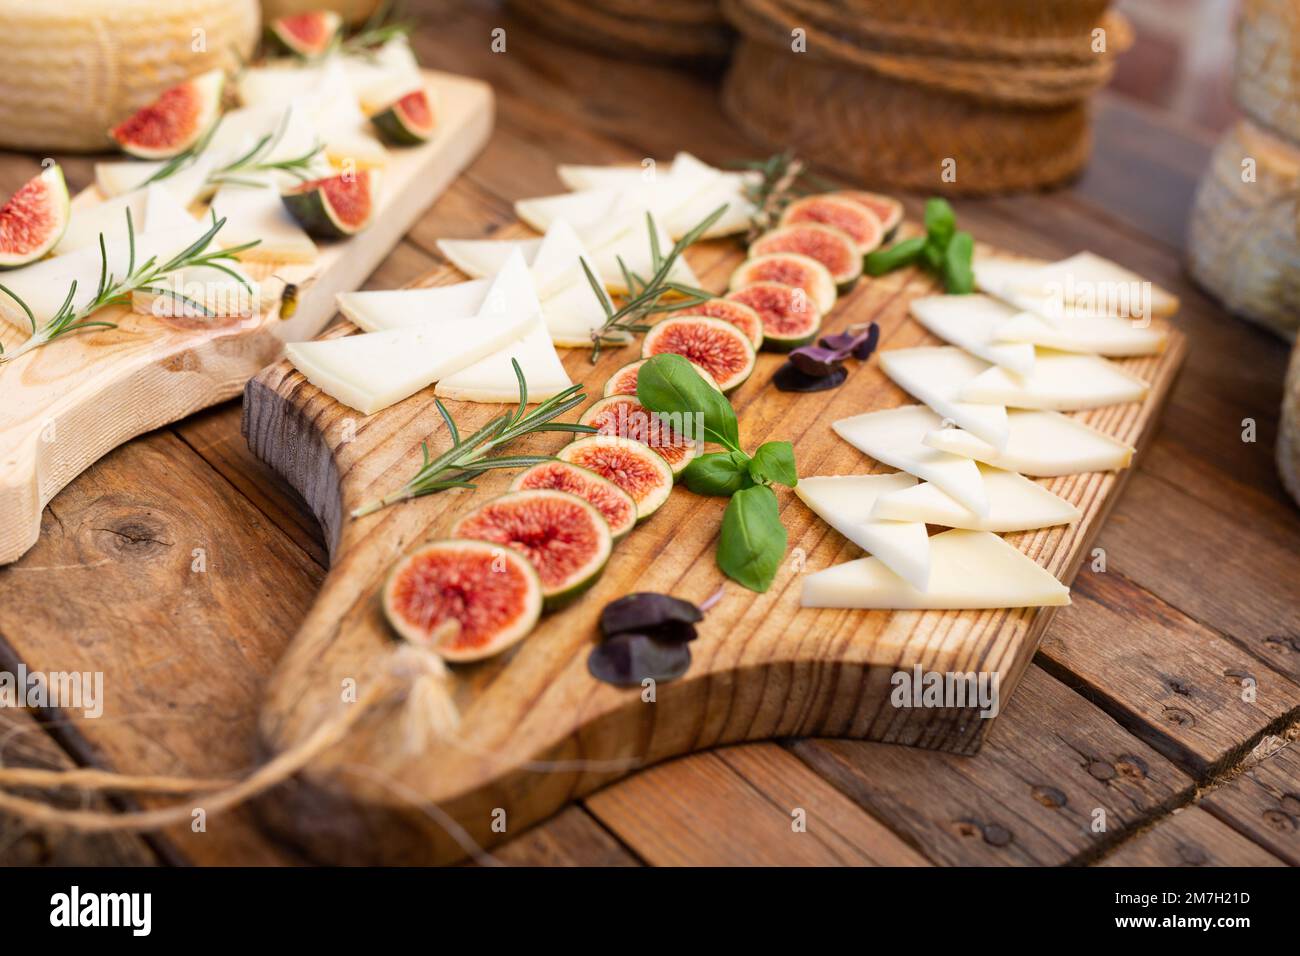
[832, 405, 989, 516]
[557, 162, 650, 192]
[528, 219, 607, 345]
[337, 280, 492, 332]
[143, 183, 199, 231]
[923, 409, 1134, 477]
[976, 251, 1178, 324]
[871, 464, 1081, 532]
[516, 189, 623, 237]
[586, 210, 700, 294]
[908, 294, 1036, 374]
[93, 155, 214, 204]
[795, 474, 930, 590]
[992, 310, 1167, 357]
[209, 178, 317, 263]
[436, 237, 543, 279]
[958, 350, 1148, 411]
[435, 318, 573, 404]
[801, 529, 1070, 610]
[878, 347, 1009, 449]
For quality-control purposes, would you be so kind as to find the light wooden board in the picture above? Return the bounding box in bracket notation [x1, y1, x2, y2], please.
[0, 69, 493, 566]
[242, 223, 1187, 864]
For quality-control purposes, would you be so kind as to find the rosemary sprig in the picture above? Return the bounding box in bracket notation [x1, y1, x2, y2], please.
[733, 150, 838, 243]
[208, 110, 323, 187]
[581, 205, 726, 364]
[0, 209, 258, 365]
[351, 359, 597, 517]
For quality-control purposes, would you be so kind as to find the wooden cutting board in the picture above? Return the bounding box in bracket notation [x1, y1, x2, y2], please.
[243, 228, 1187, 864]
[0, 69, 493, 566]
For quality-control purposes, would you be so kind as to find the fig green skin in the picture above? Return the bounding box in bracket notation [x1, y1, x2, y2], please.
[267, 13, 340, 57]
[372, 103, 433, 146]
[281, 179, 371, 239]
[762, 318, 822, 352]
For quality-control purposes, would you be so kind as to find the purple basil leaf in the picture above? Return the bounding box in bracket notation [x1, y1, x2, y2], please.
[774, 362, 849, 392]
[850, 322, 880, 360]
[588, 633, 692, 686]
[600, 592, 701, 642]
[788, 345, 845, 377]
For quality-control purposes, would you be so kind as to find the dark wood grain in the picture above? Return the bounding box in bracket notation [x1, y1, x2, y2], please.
[1202, 743, 1300, 865]
[1099, 806, 1286, 867]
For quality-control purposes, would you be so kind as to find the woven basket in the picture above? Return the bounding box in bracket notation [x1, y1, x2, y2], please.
[507, 0, 733, 62]
[0, 0, 260, 154]
[720, 0, 1129, 195]
[1235, 0, 1300, 143]
[1186, 119, 1300, 343]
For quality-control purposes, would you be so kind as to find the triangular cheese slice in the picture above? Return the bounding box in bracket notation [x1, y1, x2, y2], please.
[209, 178, 317, 263]
[871, 464, 1081, 532]
[958, 350, 1148, 411]
[528, 219, 607, 345]
[586, 209, 700, 294]
[976, 251, 1177, 324]
[337, 280, 492, 332]
[516, 188, 623, 236]
[795, 473, 930, 590]
[878, 347, 1009, 449]
[93, 155, 214, 203]
[923, 409, 1134, 477]
[832, 405, 989, 516]
[435, 319, 572, 404]
[993, 310, 1167, 357]
[801, 529, 1070, 610]
[908, 294, 1035, 374]
[436, 237, 543, 279]
[557, 162, 649, 192]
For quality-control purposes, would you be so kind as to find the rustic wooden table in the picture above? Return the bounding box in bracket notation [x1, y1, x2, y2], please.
[1, 1, 1297, 867]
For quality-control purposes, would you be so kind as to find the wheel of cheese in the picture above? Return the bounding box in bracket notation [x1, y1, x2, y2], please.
[1235, 0, 1300, 144]
[0, 0, 260, 153]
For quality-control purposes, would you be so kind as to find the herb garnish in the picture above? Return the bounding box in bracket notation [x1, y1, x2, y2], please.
[581, 207, 724, 363]
[865, 197, 974, 294]
[636, 354, 795, 592]
[0, 210, 256, 363]
[733, 150, 837, 244]
[352, 359, 596, 517]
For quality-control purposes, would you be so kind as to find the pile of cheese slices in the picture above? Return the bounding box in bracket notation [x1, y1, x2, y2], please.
[799, 251, 1178, 611]
[288, 153, 756, 413]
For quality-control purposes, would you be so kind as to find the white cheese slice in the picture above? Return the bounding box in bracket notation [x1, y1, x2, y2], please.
[436, 237, 543, 279]
[795, 474, 930, 590]
[143, 183, 199, 231]
[56, 191, 151, 256]
[586, 209, 700, 294]
[832, 405, 989, 516]
[976, 251, 1178, 324]
[923, 409, 1134, 477]
[337, 280, 492, 332]
[93, 155, 214, 204]
[209, 178, 317, 264]
[557, 163, 649, 192]
[435, 318, 573, 404]
[992, 310, 1167, 357]
[801, 529, 1070, 610]
[958, 350, 1148, 411]
[908, 294, 1036, 374]
[516, 189, 622, 236]
[878, 347, 1009, 449]
[339, 37, 422, 111]
[528, 219, 607, 345]
[871, 464, 1081, 532]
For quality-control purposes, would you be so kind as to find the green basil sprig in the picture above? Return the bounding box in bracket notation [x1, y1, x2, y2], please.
[637, 354, 796, 592]
[864, 197, 974, 294]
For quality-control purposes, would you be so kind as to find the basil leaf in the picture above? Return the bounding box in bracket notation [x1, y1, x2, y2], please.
[747, 440, 797, 487]
[864, 236, 925, 276]
[924, 197, 956, 248]
[637, 353, 740, 450]
[942, 230, 975, 294]
[716, 485, 787, 593]
[683, 452, 754, 497]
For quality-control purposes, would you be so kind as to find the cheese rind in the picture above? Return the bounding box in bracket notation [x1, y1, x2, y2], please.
[958, 350, 1148, 411]
[992, 310, 1167, 357]
[923, 409, 1134, 477]
[878, 346, 1010, 449]
[801, 529, 1070, 610]
[794, 474, 930, 590]
[871, 464, 1081, 532]
[908, 294, 1036, 374]
[832, 405, 989, 516]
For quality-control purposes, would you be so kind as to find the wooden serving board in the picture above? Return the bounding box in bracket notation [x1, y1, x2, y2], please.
[0, 69, 493, 566]
[243, 227, 1187, 865]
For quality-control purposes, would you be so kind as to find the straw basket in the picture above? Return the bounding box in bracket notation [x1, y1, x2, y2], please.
[0, 0, 259, 154]
[719, 0, 1131, 194]
[1235, 0, 1300, 143]
[507, 0, 733, 62]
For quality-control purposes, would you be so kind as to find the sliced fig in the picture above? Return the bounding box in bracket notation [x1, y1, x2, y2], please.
[666, 298, 763, 351]
[110, 69, 224, 160]
[371, 87, 436, 145]
[282, 169, 376, 238]
[779, 195, 883, 255]
[382, 539, 543, 663]
[0, 165, 69, 268]
[579, 395, 701, 477]
[269, 11, 342, 57]
[450, 489, 612, 611]
[510, 460, 637, 543]
[604, 357, 720, 398]
[751, 224, 863, 289]
[835, 190, 904, 239]
[558, 436, 674, 521]
[641, 316, 757, 393]
[726, 282, 822, 352]
[729, 253, 836, 315]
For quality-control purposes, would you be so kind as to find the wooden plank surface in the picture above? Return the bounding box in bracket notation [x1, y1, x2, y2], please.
[0, 0, 1295, 866]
